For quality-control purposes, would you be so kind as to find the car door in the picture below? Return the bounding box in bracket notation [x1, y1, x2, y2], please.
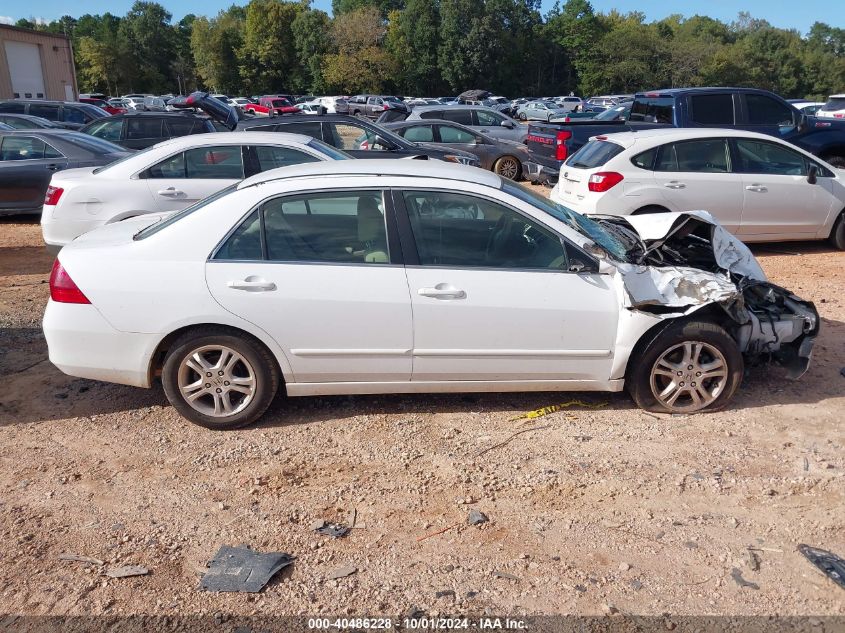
[731, 137, 837, 238]
[0, 135, 68, 212]
[741, 93, 798, 138]
[206, 189, 413, 383]
[143, 144, 246, 212]
[396, 188, 619, 383]
[652, 138, 743, 232]
[434, 124, 489, 169]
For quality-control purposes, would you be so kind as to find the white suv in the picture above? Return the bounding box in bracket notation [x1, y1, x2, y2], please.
[817, 94, 845, 120]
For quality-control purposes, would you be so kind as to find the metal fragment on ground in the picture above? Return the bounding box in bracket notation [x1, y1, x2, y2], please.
[105, 565, 149, 579]
[798, 544, 845, 590]
[468, 509, 488, 526]
[315, 523, 351, 538]
[199, 545, 294, 593]
[58, 553, 103, 565]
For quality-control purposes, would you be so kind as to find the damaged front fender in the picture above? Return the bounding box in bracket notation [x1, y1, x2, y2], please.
[596, 210, 819, 379]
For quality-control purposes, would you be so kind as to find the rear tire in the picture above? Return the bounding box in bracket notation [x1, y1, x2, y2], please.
[627, 320, 743, 414]
[161, 328, 279, 430]
[830, 211, 845, 250]
[493, 155, 522, 180]
[519, 112, 527, 121]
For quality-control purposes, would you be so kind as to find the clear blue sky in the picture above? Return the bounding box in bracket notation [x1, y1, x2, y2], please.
[1, 0, 840, 35]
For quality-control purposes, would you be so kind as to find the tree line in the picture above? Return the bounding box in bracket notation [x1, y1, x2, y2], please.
[14, 0, 845, 100]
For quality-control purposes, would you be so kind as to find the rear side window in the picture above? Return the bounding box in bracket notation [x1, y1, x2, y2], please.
[401, 125, 434, 142]
[86, 119, 123, 141]
[275, 121, 323, 140]
[0, 136, 61, 160]
[566, 140, 624, 169]
[127, 118, 163, 139]
[690, 94, 734, 125]
[0, 102, 26, 114]
[631, 147, 657, 170]
[145, 146, 245, 179]
[746, 95, 794, 126]
[62, 107, 86, 124]
[629, 97, 673, 123]
[438, 125, 475, 144]
[29, 104, 60, 121]
[655, 139, 729, 173]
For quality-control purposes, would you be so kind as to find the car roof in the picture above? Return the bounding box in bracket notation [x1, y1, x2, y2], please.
[151, 131, 313, 149]
[411, 104, 498, 112]
[593, 127, 805, 147]
[238, 158, 500, 190]
[828, 94, 845, 99]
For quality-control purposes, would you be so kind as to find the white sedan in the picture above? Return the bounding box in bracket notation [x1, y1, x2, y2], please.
[43, 160, 819, 430]
[41, 132, 350, 250]
[550, 128, 845, 249]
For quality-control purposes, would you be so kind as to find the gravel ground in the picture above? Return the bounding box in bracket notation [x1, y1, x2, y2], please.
[1, 209, 843, 623]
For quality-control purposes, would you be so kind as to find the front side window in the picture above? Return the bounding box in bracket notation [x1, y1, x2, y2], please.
[62, 107, 86, 124]
[0, 136, 54, 161]
[733, 139, 806, 175]
[276, 121, 323, 140]
[655, 139, 729, 173]
[629, 97, 674, 124]
[165, 118, 197, 136]
[690, 94, 734, 125]
[475, 110, 503, 126]
[29, 104, 59, 121]
[403, 190, 568, 270]
[329, 123, 393, 151]
[746, 95, 794, 126]
[216, 191, 390, 264]
[438, 125, 476, 144]
[86, 119, 123, 141]
[401, 125, 434, 143]
[253, 145, 319, 171]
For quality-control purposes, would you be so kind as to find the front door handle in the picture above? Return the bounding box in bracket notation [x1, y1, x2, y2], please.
[227, 277, 276, 292]
[664, 181, 686, 189]
[418, 285, 466, 300]
[745, 184, 768, 192]
[46, 163, 62, 171]
[157, 187, 184, 197]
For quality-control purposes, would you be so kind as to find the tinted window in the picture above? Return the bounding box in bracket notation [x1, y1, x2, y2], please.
[566, 140, 624, 169]
[733, 139, 805, 175]
[254, 145, 319, 171]
[746, 95, 794, 126]
[401, 125, 434, 142]
[441, 109, 474, 125]
[29, 104, 60, 121]
[276, 121, 323, 140]
[165, 118, 198, 136]
[0, 136, 52, 160]
[0, 102, 26, 114]
[631, 147, 657, 170]
[62, 107, 86, 124]
[127, 118, 163, 139]
[656, 139, 729, 173]
[260, 192, 389, 263]
[821, 97, 845, 111]
[86, 119, 123, 141]
[0, 115, 38, 129]
[629, 97, 673, 123]
[185, 146, 244, 178]
[690, 94, 734, 125]
[419, 109, 445, 121]
[215, 209, 263, 260]
[438, 125, 476, 144]
[404, 191, 567, 270]
[475, 110, 504, 126]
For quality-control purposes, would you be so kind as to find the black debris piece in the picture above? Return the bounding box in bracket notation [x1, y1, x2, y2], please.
[435, 589, 456, 599]
[730, 567, 760, 590]
[468, 509, 489, 526]
[798, 544, 845, 590]
[315, 523, 351, 538]
[199, 545, 295, 593]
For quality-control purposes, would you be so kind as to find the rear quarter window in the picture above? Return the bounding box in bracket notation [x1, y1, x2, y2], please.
[566, 140, 624, 169]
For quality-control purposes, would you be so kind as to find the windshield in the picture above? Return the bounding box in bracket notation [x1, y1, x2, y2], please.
[307, 138, 352, 160]
[135, 184, 239, 240]
[501, 180, 628, 260]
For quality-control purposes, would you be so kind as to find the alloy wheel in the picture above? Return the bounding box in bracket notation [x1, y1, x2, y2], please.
[649, 341, 727, 412]
[177, 345, 256, 417]
[496, 157, 519, 180]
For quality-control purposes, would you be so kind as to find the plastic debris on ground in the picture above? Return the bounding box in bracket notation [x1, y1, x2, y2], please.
[798, 544, 845, 590]
[199, 545, 295, 593]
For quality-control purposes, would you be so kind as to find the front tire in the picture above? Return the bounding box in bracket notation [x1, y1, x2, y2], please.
[161, 328, 279, 430]
[830, 211, 845, 250]
[493, 155, 521, 180]
[627, 320, 743, 414]
[519, 112, 527, 121]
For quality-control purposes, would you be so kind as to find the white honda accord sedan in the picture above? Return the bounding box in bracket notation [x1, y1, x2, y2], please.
[41, 132, 350, 251]
[43, 160, 819, 429]
[550, 128, 845, 249]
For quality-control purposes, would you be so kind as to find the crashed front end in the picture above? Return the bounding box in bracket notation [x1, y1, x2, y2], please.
[597, 211, 819, 379]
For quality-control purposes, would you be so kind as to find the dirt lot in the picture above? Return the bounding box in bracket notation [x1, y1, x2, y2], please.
[1, 209, 843, 623]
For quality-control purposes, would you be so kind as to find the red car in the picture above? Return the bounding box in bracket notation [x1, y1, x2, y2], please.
[79, 98, 125, 115]
[242, 96, 300, 117]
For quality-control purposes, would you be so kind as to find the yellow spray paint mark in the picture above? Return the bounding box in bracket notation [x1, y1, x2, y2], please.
[509, 400, 607, 422]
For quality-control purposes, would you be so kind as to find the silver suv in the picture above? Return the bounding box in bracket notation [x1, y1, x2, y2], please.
[403, 105, 526, 144]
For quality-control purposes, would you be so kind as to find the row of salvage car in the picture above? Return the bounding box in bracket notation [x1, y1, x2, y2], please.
[36, 94, 824, 429]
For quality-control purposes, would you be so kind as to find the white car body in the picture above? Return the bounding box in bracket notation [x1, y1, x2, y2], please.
[555, 96, 584, 112]
[817, 94, 845, 120]
[317, 96, 346, 114]
[550, 128, 845, 243]
[790, 101, 825, 115]
[41, 132, 345, 249]
[43, 160, 818, 426]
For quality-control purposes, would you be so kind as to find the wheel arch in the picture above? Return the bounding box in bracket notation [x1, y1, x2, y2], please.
[147, 322, 289, 389]
[631, 204, 672, 215]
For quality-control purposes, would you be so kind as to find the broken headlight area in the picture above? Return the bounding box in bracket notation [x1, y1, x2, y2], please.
[599, 210, 820, 379]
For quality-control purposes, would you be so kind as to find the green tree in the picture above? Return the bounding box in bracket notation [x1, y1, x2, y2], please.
[292, 8, 332, 93]
[386, 0, 442, 95]
[239, 0, 308, 94]
[191, 8, 245, 94]
[322, 5, 395, 93]
[119, 2, 177, 93]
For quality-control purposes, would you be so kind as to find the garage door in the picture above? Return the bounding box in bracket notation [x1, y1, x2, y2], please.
[4, 41, 46, 99]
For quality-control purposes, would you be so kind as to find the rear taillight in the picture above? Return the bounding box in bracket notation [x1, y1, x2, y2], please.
[383, 104, 389, 110]
[44, 186, 64, 206]
[49, 259, 90, 304]
[555, 130, 572, 161]
[588, 171, 624, 193]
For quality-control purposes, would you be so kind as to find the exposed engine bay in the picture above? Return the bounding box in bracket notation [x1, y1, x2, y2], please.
[594, 211, 820, 378]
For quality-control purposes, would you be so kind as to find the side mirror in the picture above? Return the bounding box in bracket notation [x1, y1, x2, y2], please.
[501, 120, 514, 129]
[807, 164, 818, 185]
[568, 259, 588, 273]
[373, 136, 394, 150]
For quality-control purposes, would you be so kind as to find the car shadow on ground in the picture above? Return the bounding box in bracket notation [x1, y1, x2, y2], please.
[2, 313, 842, 428]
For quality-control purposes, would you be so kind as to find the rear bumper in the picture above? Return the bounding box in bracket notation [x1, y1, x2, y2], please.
[43, 300, 157, 388]
[524, 161, 559, 185]
[41, 212, 104, 250]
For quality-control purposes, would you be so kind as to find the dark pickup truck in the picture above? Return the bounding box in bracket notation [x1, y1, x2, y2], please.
[524, 87, 845, 184]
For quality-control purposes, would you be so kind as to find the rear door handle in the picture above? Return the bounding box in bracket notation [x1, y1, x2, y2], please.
[664, 181, 686, 189]
[46, 164, 61, 171]
[745, 184, 768, 192]
[418, 285, 466, 300]
[227, 278, 276, 292]
[157, 187, 184, 197]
